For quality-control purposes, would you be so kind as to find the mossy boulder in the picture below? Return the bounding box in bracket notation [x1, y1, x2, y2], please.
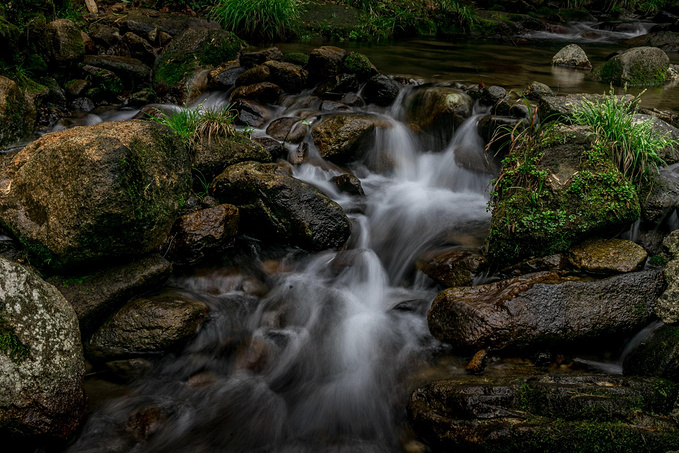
[44, 19, 85, 64]
[0, 76, 36, 148]
[210, 161, 351, 251]
[0, 120, 192, 270]
[192, 132, 272, 184]
[153, 28, 242, 101]
[341, 52, 377, 80]
[597, 46, 669, 86]
[410, 374, 679, 453]
[0, 257, 86, 441]
[485, 125, 640, 264]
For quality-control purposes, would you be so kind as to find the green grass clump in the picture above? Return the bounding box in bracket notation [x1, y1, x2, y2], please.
[210, 0, 300, 41]
[150, 105, 237, 154]
[572, 89, 675, 185]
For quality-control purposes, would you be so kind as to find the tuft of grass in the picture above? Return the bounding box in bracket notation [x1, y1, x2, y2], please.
[210, 0, 300, 42]
[149, 105, 236, 154]
[571, 88, 675, 185]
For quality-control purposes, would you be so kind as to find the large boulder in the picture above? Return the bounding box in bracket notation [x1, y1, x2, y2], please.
[624, 323, 679, 381]
[485, 125, 639, 264]
[403, 86, 473, 150]
[44, 19, 85, 64]
[86, 289, 208, 362]
[409, 374, 679, 453]
[153, 28, 242, 101]
[551, 43, 592, 68]
[0, 120, 192, 270]
[192, 132, 272, 184]
[428, 270, 664, 353]
[211, 161, 351, 251]
[0, 76, 35, 148]
[47, 254, 172, 336]
[656, 230, 679, 324]
[0, 257, 86, 441]
[598, 46, 669, 86]
[311, 113, 390, 163]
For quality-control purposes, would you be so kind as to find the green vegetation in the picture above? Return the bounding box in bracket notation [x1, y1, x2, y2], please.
[150, 105, 237, 153]
[572, 89, 675, 185]
[210, 0, 300, 41]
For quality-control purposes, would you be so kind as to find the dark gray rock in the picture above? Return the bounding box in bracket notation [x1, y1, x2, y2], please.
[428, 270, 665, 352]
[232, 99, 271, 128]
[361, 74, 401, 107]
[624, 323, 679, 381]
[656, 230, 679, 324]
[266, 117, 309, 144]
[240, 47, 284, 68]
[263, 60, 308, 93]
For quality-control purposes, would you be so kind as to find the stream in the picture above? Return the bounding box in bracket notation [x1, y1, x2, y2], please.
[59, 28, 672, 453]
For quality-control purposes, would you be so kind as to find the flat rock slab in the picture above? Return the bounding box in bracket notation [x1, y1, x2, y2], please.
[567, 238, 647, 274]
[428, 270, 664, 352]
[409, 374, 679, 453]
[48, 254, 172, 336]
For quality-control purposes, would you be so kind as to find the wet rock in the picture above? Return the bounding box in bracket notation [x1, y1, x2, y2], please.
[290, 142, 308, 165]
[311, 113, 389, 163]
[153, 28, 241, 101]
[656, 230, 679, 324]
[508, 101, 529, 118]
[416, 248, 486, 288]
[341, 52, 377, 80]
[523, 81, 554, 100]
[211, 161, 351, 251]
[624, 323, 679, 381]
[330, 173, 364, 195]
[340, 92, 365, 107]
[481, 85, 510, 115]
[283, 52, 309, 66]
[232, 99, 271, 128]
[240, 47, 284, 68]
[71, 97, 95, 112]
[409, 374, 679, 453]
[538, 93, 634, 122]
[362, 74, 401, 107]
[478, 115, 525, 156]
[0, 120, 190, 268]
[485, 125, 640, 264]
[0, 257, 86, 441]
[208, 62, 244, 91]
[235, 64, 271, 87]
[253, 137, 287, 160]
[500, 254, 569, 277]
[551, 43, 592, 68]
[48, 254, 172, 336]
[128, 88, 157, 105]
[567, 238, 647, 274]
[83, 55, 151, 88]
[263, 60, 308, 93]
[598, 46, 669, 86]
[404, 86, 473, 150]
[307, 46, 347, 82]
[104, 357, 153, 382]
[192, 132, 272, 183]
[81, 64, 123, 100]
[633, 113, 679, 164]
[428, 270, 664, 353]
[44, 19, 85, 64]
[641, 166, 679, 224]
[464, 349, 488, 374]
[230, 82, 281, 104]
[0, 76, 36, 147]
[266, 117, 309, 144]
[86, 289, 208, 362]
[64, 79, 89, 98]
[314, 73, 360, 99]
[162, 204, 239, 265]
[625, 31, 679, 53]
[89, 23, 121, 48]
[321, 100, 350, 111]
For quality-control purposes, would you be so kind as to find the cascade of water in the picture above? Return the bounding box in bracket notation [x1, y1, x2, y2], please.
[66, 88, 494, 453]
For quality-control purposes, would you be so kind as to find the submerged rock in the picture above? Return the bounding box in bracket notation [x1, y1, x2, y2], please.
[567, 238, 647, 274]
[211, 161, 351, 251]
[597, 46, 669, 86]
[311, 113, 390, 163]
[0, 120, 191, 270]
[86, 289, 208, 362]
[428, 270, 664, 353]
[0, 257, 86, 441]
[409, 374, 679, 453]
[48, 254, 172, 336]
[624, 323, 679, 381]
[551, 43, 592, 69]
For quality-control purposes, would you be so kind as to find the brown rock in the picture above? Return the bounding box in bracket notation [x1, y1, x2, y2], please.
[230, 82, 281, 104]
[417, 248, 486, 287]
[266, 117, 309, 144]
[567, 238, 648, 274]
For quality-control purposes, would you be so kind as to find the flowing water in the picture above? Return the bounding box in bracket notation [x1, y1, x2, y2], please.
[55, 29, 677, 452]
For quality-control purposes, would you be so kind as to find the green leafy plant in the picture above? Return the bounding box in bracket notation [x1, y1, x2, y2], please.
[210, 0, 300, 41]
[571, 88, 675, 185]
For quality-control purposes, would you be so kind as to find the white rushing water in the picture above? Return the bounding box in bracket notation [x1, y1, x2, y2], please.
[66, 90, 493, 453]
